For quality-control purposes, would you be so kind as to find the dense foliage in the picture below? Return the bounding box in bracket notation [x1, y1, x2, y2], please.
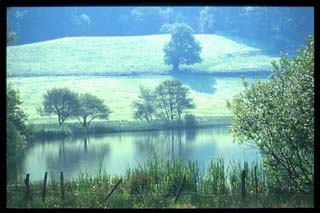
[6, 85, 29, 181]
[164, 23, 202, 71]
[7, 8, 17, 44]
[132, 80, 195, 123]
[227, 36, 314, 193]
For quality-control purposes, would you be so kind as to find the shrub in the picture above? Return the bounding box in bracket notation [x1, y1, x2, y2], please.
[129, 170, 152, 194]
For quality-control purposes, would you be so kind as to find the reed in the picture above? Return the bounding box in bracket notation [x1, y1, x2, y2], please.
[6, 155, 313, 208]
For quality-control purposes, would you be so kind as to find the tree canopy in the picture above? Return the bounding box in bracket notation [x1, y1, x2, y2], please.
[7, 85, 28, 135]
[76, 93, 111, 129]
[155, 79, 195, 122]
[41, 88, 79, 126]
[6, 85, 29, 180]
[132, 87, 156, 123]
[132, 80, 195, 123]
[7, 8, 17, 44]
[163, 23, 202, 71]
[227, 36, 314, 193]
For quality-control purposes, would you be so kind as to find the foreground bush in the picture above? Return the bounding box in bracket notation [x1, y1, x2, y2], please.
[227, 36, 314, 193]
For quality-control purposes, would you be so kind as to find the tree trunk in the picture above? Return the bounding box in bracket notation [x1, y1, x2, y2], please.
[83, 117, 89, 134]
[145, 115, 150, 123]
[83, 117, 87, 129]
[58, 116, 63, 127]
[173, 63, 179, 72]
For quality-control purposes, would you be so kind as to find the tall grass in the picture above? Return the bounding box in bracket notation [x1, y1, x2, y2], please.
[7, 155, 313, 208]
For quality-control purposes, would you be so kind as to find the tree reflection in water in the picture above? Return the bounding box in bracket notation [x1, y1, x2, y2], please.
[46, 136, 110, 180]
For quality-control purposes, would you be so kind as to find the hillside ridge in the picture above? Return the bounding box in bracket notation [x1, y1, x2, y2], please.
[7, 34, 278, 76]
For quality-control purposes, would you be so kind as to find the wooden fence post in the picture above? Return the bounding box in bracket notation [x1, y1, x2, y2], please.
[174, 175, 186, 204]
[254, 165, 258, 199]
[60, 171, 65, 204]
[24, 173, 30, 201]
[241, 170, 246, 200]
[42, 172, 48, 202]
[105, 178, 122, 202]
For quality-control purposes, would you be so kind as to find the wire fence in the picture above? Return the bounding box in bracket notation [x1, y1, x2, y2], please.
[7, 171, 313, 208]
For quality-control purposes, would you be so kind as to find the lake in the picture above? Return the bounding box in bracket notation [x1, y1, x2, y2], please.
[8, 127, 260, 183]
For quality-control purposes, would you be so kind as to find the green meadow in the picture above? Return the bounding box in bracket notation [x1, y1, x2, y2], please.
[8, 75, 261, 124]
[7, 34, 271, 125]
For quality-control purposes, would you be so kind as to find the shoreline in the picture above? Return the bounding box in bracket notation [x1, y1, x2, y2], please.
[7, 70, 270, 78]
[30, 117, 233, 141]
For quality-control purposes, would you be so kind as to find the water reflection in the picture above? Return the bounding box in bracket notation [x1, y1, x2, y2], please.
[12, 127, 260, 183]
[185, 129, 196, 142]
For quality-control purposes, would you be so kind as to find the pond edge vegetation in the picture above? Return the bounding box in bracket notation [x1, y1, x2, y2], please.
[6, 154, 313, 208]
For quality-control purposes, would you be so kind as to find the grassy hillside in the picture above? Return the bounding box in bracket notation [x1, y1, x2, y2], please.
[7, 34, 278, 76]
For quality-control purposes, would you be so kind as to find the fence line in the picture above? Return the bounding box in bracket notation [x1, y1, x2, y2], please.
[15, 170, 266, 206]
[105, 178, 122, 202]
[42, 172, 48, 202]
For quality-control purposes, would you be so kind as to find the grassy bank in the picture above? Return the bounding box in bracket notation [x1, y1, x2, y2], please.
[30, 116, 232, 140]
[7, 155, 312, 208]
[7, 34, 278, 77]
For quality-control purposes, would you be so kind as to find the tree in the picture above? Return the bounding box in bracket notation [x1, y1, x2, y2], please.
[227, 36, 314, 193]
[7, 85, 27, 135]
[7, 85, 28, 181]
[41, 88, 79, 126]
[7, 85, 28, 149]
[163, 23, 202, 71]
[76, 93, 111, 130]
[7, 8, 17, 44]
[132, 87, 156, 123]
[155, 79, 195, 122]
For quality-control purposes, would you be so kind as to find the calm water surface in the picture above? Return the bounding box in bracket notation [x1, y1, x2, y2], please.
[10, 127, 260, 183]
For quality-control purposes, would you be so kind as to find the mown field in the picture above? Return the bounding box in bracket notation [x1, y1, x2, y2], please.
[7, 34, 278, 76]
[7, 75, 264, 124]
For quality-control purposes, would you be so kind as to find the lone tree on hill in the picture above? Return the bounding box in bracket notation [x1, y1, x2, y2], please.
[163, 23, 202, 71]
[40, 88, 79, 126]
[76, 93, 111, 130]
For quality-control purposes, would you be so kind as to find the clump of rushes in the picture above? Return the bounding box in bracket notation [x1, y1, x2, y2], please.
[7, 155, 313, 208]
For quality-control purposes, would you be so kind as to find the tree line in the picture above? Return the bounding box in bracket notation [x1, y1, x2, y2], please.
[8, 6, 313, 54]
[37, 89, 111, 130]
[38, 79, 196, 129]
[132, 79, 195, 125]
